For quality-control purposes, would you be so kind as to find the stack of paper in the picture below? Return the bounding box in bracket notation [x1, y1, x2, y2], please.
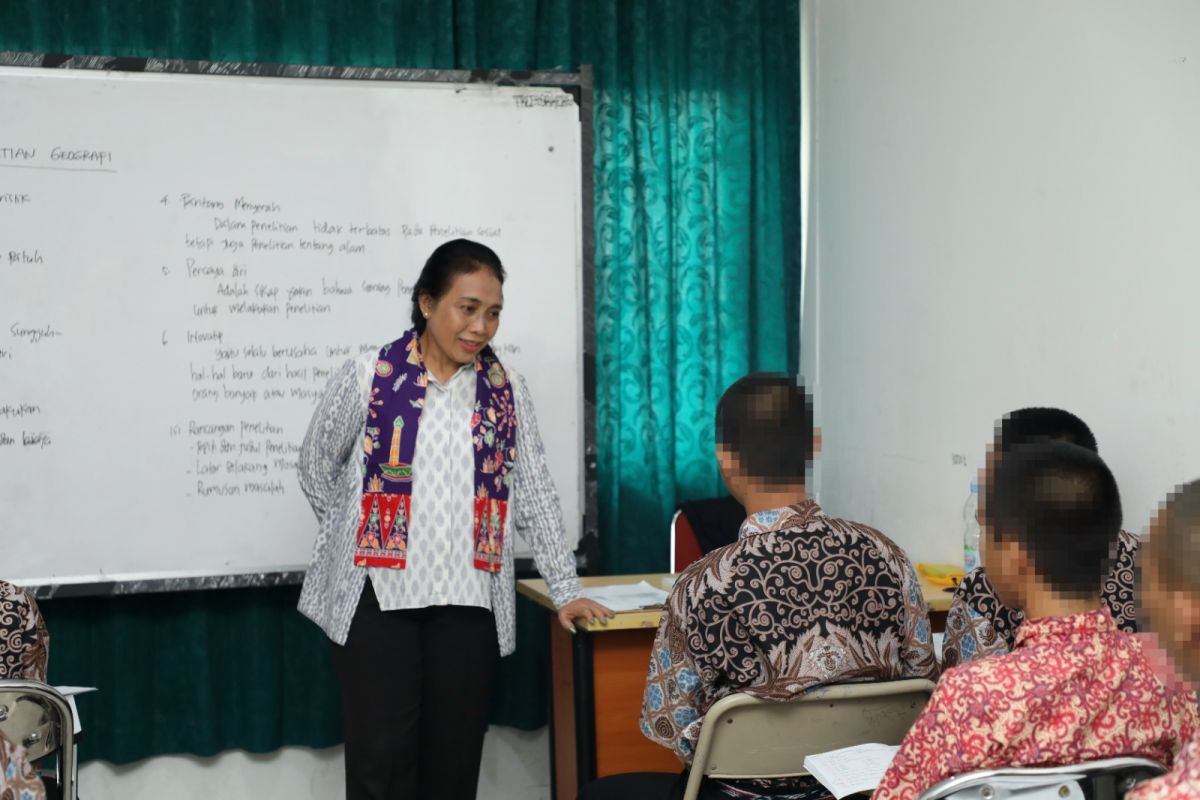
[803, 743, 899, 799]
[580, 581, 670, 612]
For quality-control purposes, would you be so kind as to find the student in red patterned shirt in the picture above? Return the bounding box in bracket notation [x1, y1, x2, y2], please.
[874, 441, 1198, 800]
[1127, 480, 1200, 800]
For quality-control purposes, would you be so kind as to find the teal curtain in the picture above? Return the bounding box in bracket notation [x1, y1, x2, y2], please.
[590, 2, 801, 574]
[1, 0, 800, 764]
[39, 588, 548, 763]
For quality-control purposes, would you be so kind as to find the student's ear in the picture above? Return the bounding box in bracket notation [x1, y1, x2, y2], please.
[812, 427, 822, 459]
[987, 535, 1031, 608]
[716, 445, 744, 499]
[1175, 591, 1200, 650]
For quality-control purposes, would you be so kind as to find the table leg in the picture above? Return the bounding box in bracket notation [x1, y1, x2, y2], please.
[573, 630, 597, 785]
[549, 620, 577, 800]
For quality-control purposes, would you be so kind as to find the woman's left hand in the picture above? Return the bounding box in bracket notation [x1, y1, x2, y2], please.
[557, 598, 615, 632]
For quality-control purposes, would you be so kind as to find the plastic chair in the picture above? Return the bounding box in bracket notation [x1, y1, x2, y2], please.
[916, 757, 1167, 800]
[0, 680, 77, 800]
[683, 678, 937, 800]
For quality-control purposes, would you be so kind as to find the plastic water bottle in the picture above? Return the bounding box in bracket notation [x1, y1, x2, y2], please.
[963, 480, 981, 573]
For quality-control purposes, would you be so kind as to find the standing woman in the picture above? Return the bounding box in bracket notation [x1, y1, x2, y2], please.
[298, 239, 611, 800]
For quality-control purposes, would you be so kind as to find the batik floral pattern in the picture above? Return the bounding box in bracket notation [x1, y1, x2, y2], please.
[640, 501, 937, 770]
[942, 531, 1141, 667]
[1128, 735, 1200, 800]
[874, 609, 1198, 800]
[0, 581, 47, 682]
[0, 730, 45, 800]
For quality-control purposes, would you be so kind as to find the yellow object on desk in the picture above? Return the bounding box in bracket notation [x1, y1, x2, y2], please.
[916, 562, 965, 589]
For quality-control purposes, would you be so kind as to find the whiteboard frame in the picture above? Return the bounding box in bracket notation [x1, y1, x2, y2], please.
[0, 51, 598, 598]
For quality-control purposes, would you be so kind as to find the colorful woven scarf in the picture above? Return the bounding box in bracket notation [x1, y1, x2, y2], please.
[355, 329, 517, 572]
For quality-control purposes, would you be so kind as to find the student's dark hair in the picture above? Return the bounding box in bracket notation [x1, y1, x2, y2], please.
[715, 373, 814, 487]
[1152, 479, 1200, 589]
[984, 440, 1122, 598]
[410, 239, 506, 333]
[996, 407, 1098, 455]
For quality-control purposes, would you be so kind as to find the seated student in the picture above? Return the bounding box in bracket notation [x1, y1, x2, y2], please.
[0, 579, 49, 681]
[581, 374, 938, 800]
[1127, 480, 1200, 800]
[874, 442, 1198, 800]
[943, 407, 1139, 667]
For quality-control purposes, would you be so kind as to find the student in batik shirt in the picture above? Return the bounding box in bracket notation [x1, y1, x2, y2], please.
[0, 730, 45, 800]
[942, 407, 1140, 667]
[581, 374, 938, 800]
[1127, 479, 1200, 800]
[0, 579, 48, 681]
[875, 442, 1198, 800]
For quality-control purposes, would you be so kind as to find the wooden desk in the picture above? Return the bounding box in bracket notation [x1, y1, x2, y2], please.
[518, 572, 953, 800]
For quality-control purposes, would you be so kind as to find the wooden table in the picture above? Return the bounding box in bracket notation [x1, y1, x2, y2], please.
[518, 573, 954, 800]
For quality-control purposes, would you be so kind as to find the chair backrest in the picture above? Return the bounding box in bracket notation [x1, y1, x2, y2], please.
[0, 680, 76, 800]
[670, 509, 704, 573]
[917, 757, 1167, 800]
[682, 678, 937, 800]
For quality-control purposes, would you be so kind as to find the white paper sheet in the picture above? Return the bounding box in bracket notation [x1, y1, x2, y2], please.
[803, 742, 899, 799]
[53, 686, 96, 735]
[580, 581, 670, 612]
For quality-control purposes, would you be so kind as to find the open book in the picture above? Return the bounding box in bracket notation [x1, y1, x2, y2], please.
[803, 743, 899, 799]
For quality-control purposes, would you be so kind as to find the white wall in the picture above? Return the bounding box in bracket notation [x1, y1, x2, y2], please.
[806, 1, 1200, 562]
[78, 726, 550, 800]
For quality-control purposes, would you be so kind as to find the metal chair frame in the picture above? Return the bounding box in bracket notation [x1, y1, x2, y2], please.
[0, 680, 77, 800]
[683, 678, 938, 800]
[917, 757, 1168, 800]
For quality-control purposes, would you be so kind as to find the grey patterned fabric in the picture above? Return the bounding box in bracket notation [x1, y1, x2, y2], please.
[369, 362, 491, 611]
[297, 352, 582, 655]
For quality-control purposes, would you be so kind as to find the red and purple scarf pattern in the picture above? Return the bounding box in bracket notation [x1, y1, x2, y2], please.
[355, 329, 517, 572]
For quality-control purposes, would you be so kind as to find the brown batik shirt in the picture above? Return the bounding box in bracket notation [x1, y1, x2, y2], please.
[941, 529, 1140, 668]
[640, 500, 938, 793]
[0, 580, 48, 682]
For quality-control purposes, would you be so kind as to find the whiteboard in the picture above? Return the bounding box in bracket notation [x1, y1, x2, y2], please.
[806, 1, 1200, 565]
[0, 59, 587, 585]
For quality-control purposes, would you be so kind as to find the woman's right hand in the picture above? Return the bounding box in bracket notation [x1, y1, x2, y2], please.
[557, 597, 615, 632]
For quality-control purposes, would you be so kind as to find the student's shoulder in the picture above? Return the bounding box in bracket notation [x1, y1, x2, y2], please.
[670, 539, 753, 608]
[952, 567, 998, 607]
[822, 511, 918, 572]
[930, 656, 1011, 714]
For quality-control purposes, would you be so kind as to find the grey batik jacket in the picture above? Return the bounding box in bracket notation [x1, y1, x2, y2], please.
[296, 352, 582, 655]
